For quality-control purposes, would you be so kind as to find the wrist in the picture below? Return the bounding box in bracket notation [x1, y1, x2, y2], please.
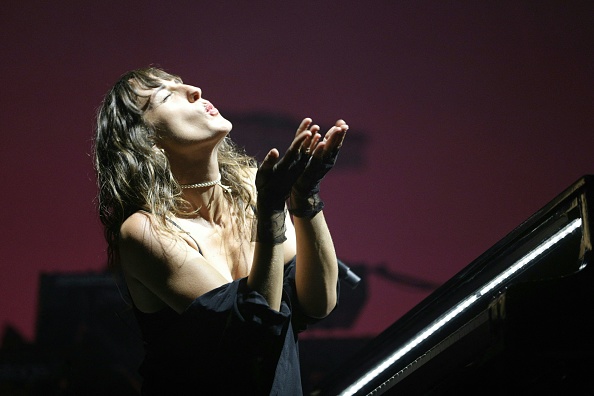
[256, 205, 287, 244]
[289, 190, 324, 219]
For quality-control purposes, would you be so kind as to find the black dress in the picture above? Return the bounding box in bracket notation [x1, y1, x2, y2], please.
[133, 257, 333, 395]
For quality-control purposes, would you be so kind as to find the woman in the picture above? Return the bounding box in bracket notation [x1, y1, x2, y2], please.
[93, 67, 347, 395]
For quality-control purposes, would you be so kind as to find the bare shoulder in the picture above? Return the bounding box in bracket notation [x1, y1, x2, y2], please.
[119, 212, 172, 266]
[120, 211, 154, 244]
[118, 211, 175, 280]
[119, 211, 229, 313]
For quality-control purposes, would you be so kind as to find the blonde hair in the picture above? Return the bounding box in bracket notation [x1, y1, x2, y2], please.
[93, 67, 256, 268]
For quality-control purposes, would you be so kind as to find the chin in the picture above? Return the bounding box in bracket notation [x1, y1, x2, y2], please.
[208, 119, 232, 142]
[218, 117, 233, 134]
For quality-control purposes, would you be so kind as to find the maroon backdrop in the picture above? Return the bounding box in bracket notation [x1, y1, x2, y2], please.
[1, 1, 593, 343]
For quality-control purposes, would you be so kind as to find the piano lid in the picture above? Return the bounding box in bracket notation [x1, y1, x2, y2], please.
[313, 175, 594, 396]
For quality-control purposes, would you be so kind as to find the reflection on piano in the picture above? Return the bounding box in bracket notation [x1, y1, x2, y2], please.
[313, 176, 594, 395]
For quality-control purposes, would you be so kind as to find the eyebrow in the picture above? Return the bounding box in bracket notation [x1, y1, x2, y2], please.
[145, 78, 183, 109]
[151, 84, 167, 99]
[146, 84, 169, 109]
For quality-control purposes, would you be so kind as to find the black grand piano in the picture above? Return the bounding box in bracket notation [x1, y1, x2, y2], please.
[313, 176, 594, 395]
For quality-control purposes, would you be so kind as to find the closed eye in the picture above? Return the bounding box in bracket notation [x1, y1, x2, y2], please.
[153, 89, 172, 105]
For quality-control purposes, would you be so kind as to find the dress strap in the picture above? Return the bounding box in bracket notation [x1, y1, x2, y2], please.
[166, 218, 203, 256]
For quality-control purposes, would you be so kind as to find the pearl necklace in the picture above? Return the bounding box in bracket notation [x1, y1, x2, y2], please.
[180, 174, 231, 193]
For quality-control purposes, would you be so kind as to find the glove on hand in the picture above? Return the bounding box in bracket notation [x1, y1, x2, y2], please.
[255, 131, 311, 243]
[289, 146, 340, 219]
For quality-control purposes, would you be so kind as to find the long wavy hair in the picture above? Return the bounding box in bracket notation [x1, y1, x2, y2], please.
[93, 67, 257, 269]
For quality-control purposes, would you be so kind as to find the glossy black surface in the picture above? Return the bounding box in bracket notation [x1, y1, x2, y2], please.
[314, 176, 594, 396]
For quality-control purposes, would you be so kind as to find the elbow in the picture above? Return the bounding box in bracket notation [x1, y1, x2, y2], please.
[303, 294, 337, 319]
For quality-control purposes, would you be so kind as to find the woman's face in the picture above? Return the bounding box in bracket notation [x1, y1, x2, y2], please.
[139, 78, 232, 153]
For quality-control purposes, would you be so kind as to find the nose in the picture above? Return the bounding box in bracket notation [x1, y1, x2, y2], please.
[186, 85, 202, 102]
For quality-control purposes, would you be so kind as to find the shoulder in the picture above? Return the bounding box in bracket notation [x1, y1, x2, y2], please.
[120, 211, 154, 242]
[119, 211, 175, 253]
[119, 211, 230, 313]
[119, 211, 172, 273]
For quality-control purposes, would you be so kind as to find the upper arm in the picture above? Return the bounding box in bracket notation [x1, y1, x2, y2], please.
[119, 212, 229, 313]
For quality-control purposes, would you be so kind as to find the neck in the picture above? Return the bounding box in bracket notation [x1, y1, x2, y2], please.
[167, 146, 227, 222]
[180, 173, 222, 189]
[170, 152, 219, 185]
[181, 185, 228, 223]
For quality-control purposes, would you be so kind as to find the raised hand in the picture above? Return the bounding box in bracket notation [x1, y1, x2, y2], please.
[255, 118, 315, 212]
[254, 119, 314, 244]
[290, 119, 348, 218]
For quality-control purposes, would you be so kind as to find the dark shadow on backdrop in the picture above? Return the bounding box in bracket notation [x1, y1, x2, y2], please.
[226, 112, 369, 169]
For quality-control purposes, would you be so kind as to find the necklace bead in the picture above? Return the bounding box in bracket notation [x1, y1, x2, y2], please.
[180, 174, 221, 189]
[180, 174, 231, 193]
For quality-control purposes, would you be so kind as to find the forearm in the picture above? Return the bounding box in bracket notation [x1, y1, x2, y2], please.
[294, 211, 338, 318]
[249, 118, 346, 314]
[287, 120, 346, 318]
[247, 208, 287, 312]
[248, 242, 285, 311]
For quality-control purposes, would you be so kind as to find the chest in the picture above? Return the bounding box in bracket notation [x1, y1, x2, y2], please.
[174, 217, 254, 281]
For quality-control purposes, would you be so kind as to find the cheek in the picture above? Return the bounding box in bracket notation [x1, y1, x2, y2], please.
[147, 107, 212, 142]
[146, 110, 181, 136]
[158, 117, 206, 145]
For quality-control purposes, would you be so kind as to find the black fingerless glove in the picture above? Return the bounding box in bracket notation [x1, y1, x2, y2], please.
[255, 152, 308, 244]
[255, 205, 287, 245]
[289, 148, 339, 219]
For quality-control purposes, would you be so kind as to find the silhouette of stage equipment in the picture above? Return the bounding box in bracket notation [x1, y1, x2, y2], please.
[0, 259, 370, 395]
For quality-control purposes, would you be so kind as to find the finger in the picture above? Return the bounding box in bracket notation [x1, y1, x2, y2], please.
[326, 125, 348, 147]
[295, 118, 313, 137]
[321, 125, 340, 144]
[314, 127, 347, 159]
[260, 148, 280, 171]
[308, 126, 336, 159]
[302, 131, 321, 155]
[300, 131, 314, 153]
[303, 125, 320, 153]
[326, 132, 346, 156]
[333, 124, 348, 148]
[284, 130, 312, 155]
[311, 140, 327, 159]
[289, 130, 312, 153]
[277, 131, 311, 168]
[309, 132, 321, 153]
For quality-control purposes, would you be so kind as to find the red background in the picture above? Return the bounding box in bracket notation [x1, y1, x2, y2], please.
[1, 1, 593, 343]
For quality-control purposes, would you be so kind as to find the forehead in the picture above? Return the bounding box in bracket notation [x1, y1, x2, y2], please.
[131, 75, 181, 94]
[130, 75, 183, 109]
